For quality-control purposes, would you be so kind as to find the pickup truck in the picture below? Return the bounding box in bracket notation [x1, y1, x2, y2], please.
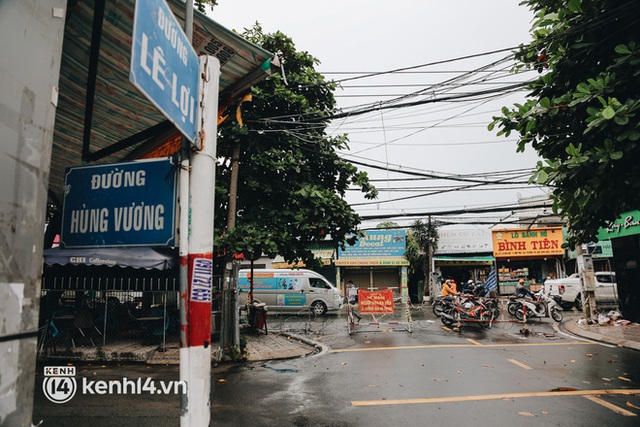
[544, 272, 618, 310]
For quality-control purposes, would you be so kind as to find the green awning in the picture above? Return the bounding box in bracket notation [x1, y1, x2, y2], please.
[434, 255, 495, 266]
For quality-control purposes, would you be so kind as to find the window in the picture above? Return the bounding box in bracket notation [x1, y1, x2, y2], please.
[596, 273, 615, 284]
[310, 278, 330, 290]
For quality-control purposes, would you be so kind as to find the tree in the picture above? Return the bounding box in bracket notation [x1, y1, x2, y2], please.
[215, 25, 377, 266]
[194, 0, 217, 13]
[405, 219, 439, 297]
[490, 0, 640, 247]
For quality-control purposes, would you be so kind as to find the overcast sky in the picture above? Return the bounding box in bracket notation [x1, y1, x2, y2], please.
[209, 1, 547, 230]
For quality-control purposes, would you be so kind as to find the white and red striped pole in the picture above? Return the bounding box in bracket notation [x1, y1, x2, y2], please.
[180, 55, 220, 427]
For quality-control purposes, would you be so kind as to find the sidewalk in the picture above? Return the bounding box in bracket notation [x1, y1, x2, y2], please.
[148, 331, 321, 364]
[561, 315, 640, 351]
[243, 331, 324, 361]
[38, 330, 321, 365]
[146, 330, 321, 364]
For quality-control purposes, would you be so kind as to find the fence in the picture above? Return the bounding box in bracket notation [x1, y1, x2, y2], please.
[37, 289, 181, 358]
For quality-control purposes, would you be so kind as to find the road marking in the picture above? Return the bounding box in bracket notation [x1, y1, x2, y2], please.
[351, 389, 640, 407]
[329, 341, 593, 353]
[466, 339, 482, 346]
[441, 326, 451, 332]
[583, 395, 637, 416]
[508, 358, 533, 370]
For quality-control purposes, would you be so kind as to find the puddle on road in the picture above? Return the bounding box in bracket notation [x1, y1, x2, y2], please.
[262, 365, 300, 374]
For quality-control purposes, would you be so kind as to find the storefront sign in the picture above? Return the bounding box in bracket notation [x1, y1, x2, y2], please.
[61, 158, 177, 248]
[334, 258, 409, 266]
[338, 230, 406, 259]
[492, 227, 564, 258]
[358, 289, 395, 314]
[597, 210, 640, 240]
[437, 228, 492, 254]
[568, 240, 613, 259]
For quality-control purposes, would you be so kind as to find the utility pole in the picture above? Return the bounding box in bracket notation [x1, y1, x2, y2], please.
[426, 216, 435, 299]
[178, 2, 192, 422]
[221, 141, 242, 352]
[180, 55, 220, 427]
[576, 244, 597, 320]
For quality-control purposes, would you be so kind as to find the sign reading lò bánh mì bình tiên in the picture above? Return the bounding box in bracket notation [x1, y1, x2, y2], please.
[492, 227, 565, 258]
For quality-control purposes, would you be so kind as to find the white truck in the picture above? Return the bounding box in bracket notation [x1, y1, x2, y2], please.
[544, 271, 618, 310]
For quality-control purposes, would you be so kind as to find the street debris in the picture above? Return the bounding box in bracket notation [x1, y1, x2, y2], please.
[550, 387, 577, 392]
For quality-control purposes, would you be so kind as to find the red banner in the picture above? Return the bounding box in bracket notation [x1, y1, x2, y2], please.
[358, 289, 395, 314]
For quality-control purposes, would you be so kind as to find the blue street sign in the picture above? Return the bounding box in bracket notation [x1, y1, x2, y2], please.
[130, 0, 199, 145]
[60, 158, 177, 248]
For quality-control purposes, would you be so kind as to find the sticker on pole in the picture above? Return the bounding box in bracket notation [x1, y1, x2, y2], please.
[190, 258, 212, 302]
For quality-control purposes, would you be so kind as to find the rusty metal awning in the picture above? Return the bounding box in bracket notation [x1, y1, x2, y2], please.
[50, 0, 274, 201]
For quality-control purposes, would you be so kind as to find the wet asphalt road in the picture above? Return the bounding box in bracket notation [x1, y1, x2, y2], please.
[32, 306, 640, 427]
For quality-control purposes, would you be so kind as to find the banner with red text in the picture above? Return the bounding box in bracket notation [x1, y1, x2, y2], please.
[358, 289, 395, 314]
[492, 227, 564, 258]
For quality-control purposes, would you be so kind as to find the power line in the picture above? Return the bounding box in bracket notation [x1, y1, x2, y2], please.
[358, 202, 553, 221]
[324, 46, 523, 85]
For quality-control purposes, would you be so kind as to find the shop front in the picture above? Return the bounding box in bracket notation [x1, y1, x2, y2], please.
[492, 226, 565, 295]
[434, 228, 494, 292]
[335, 230, 410, 300]
[597, 210, 640, 322]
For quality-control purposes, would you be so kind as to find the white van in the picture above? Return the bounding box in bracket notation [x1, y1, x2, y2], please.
[237, 269, 343, 315]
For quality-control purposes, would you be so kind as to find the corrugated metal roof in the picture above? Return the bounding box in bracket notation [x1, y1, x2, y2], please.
[50, 0, 273, 200]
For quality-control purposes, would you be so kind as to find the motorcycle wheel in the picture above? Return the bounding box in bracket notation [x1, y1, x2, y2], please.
[551, 308, 563, 322]
[508, 302, 519, 316]
[440, 308, 455, 327]
[433, 301, 444, 317]
[515, 308, 526, 322]
[574, 294, 583, 312]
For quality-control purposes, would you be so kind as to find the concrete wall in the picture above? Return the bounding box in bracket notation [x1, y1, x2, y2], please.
[0, 1, 66, 425]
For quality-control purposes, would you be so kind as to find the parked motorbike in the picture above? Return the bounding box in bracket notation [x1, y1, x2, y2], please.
[431, 295, 454, 317]
[507, 295, 522, 317]
[440, 295, 495, 328]
[483, 297, 502, 320]
[515, 293, 563, 322]
[508, 289, 546, 317]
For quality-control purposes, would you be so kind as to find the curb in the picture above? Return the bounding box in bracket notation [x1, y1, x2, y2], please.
[559, 318, 640, 351]
[280, 331, 329, 357]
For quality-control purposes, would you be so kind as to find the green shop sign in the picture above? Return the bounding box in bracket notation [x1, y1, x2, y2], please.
[597, 210, 640, 240]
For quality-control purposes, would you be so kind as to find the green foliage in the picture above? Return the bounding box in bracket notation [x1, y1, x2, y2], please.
[215, 25, 377, 266]
[194, 0, 217, 13]
[405, 220, 439, 290]
[490, 0, 640, 246]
